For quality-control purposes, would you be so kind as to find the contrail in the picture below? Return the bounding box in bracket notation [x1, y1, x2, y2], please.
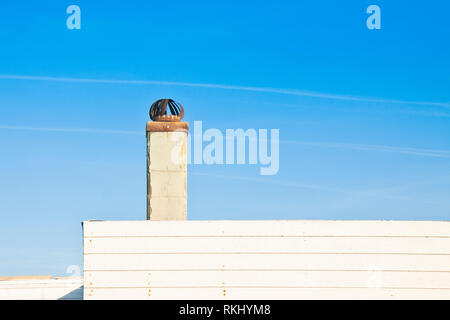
[188, 172, 446, 206]
[281, 140, 450, 158]
[0, 125, 141, 135]
[0, 74, 449, 108]
[1, 124, 449, 158]
[0, 124, 447, 205]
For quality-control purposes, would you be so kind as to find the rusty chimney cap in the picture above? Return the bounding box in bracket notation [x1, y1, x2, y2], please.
[149, 99, 184, 122]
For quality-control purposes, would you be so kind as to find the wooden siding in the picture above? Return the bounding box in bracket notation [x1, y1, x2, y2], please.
[83, 220, 450, 300]
[0, 277, 83, 300]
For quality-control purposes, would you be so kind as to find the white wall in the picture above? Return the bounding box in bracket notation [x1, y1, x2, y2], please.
[0, 277, 83, 300]
[83, 220, 450, 300]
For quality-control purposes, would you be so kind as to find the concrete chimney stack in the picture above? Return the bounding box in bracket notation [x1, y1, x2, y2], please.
[146, 99, 188, 220]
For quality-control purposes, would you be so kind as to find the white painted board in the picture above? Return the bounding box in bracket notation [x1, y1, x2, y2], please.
[83, 220, 450, 300]
[0, 278, 83, 300]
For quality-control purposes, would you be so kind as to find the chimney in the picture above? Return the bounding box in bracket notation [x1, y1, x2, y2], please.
[146, 99, 188, 220]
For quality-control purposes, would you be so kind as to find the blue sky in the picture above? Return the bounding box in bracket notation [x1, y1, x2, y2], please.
[0, 1, 449, 276]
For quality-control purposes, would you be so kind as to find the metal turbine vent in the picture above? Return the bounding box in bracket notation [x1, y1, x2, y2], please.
[149, 99, 184, 122]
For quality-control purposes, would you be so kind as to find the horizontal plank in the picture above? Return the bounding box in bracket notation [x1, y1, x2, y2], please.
[0, 276, 52, 281]
[0, 278, 83, 289]
[83, 220, 450, 237]
[84, 237, 450, 254]
[83, 270, 450, 289]
[84, 287, 450, 300]
[84, 253, 450, 271]
[0, 278, 83, 300]
[0, 287, 83, 300]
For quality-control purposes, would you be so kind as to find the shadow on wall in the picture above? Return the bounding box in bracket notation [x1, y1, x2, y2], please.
[58, 286, 83, 300]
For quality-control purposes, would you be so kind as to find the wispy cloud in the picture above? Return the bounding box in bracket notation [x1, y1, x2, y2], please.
[0, 124, 447, 205]
[0, 125, 141, 135]
[256, 100, 450, 118]
[281, 140, 450, 158]
[1, 74, 449, 109]
[1, 125, 449, 158]
[189, 172, 446, 206]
